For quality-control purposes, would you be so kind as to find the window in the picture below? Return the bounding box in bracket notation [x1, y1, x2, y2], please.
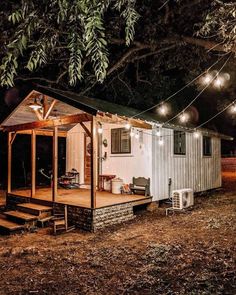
[203, 136, 212, 156]
[174, 130, 186, 155]
[111, 128, 131, 154]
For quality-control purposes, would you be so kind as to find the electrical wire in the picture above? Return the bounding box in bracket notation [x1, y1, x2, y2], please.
[163, 53, 231, 125]
[131, 53, 227, 119]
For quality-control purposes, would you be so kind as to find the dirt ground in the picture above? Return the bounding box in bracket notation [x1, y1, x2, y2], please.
[0, 176, 235, 295]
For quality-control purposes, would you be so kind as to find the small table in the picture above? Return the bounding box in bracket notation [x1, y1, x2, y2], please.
[98, 174, 116, 192]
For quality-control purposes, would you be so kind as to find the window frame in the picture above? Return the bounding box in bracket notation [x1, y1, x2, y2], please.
[202, 136, 212, 157]
[173, 130, 186, 156]
[111, 127, 131, 154]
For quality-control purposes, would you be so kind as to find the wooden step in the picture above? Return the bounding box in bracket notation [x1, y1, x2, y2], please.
[17, 203, 52, 218]
[0, 217, 25, 233]
[4, 210, 38, 224]
[54, 219, 66, 226]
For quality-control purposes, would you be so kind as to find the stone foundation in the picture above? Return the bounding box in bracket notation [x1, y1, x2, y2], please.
[6, 194, 135, 232]
[93, 203, 134, 231]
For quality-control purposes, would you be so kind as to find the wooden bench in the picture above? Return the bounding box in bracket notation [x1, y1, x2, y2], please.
[130, 177, 150, 197]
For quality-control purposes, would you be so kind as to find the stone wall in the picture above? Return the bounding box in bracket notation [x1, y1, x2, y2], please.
[6, 194, 135, 232]
[93, 203, 134, 231]
[53, 203, 93, 231]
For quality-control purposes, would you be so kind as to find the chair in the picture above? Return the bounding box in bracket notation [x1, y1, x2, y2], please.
[52, 205, 75, 235]
[130, 177, 150, 197]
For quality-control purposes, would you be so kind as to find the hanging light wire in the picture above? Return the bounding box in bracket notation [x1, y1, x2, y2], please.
[163, 53, 232, 125]
[196, 98, 236, 129]
[131, 53, 227, 119]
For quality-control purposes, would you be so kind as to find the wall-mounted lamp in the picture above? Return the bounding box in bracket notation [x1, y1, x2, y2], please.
[29, 97, 42, 111]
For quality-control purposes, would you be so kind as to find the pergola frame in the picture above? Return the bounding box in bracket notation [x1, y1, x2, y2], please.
[4, 112, 101, 208]
[3, 89, 153, 209]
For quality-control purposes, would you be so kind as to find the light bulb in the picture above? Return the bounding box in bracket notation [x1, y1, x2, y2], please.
[159, 104, 168, 116]
[159, 137, 164, 145]
[179, 112, 189, 123]
[214, 76, 224, 88]
[135, 132, 140, 139]
[156, 130, 161, 137]
[231, 104, 236, 113]
[130, 130, 135, 137]
[125, 122, 131, 130]
[202, 73, 212, 85]
[193, 130, 200, 138]
[97, 126, 103, 134]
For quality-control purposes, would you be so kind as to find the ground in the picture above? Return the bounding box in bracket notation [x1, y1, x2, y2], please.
[0, 175, 235, 295]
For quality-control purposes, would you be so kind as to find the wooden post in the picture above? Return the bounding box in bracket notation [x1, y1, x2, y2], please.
[52, 126, 58, 202]
[90, 117, 97, 209]
[31, 130, 36, 197]
[7, 132, 12, 193]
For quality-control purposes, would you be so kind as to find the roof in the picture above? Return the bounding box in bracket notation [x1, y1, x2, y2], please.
[0, 85, 233, 141]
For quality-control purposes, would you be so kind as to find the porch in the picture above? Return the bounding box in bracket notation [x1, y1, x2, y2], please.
[11, 188, 152, 208]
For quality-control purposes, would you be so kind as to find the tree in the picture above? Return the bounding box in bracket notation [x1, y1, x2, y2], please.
[0, 0, 236, 111]
[0, 0, 139, 87]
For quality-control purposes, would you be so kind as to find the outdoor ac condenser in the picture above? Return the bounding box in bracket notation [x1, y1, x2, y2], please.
[172, 188, 194, 210]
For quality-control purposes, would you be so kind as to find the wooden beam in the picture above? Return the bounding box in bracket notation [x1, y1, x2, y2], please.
[7, 133, 12, 193]
[52, 126, 58, 202]
[80, 122, 91, 137]
[44, 99, 57, 119]
[17, 129, 67, 137]
[33, 109, 43, 121]
[97, 113, 152, 129]
[31, 130, 36, 197]
[10, 132, 17, 145]
[3, 113, 93, 132]
[90, 117, 97, 209]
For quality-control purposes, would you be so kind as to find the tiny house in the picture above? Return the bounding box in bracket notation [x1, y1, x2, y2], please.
[0, 87, 231, 231]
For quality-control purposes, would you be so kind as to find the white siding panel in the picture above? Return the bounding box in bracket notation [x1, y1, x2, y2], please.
[152, 129, 222, 201]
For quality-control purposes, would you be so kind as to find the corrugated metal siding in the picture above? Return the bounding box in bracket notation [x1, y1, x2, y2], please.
[152, 128, 222, 201]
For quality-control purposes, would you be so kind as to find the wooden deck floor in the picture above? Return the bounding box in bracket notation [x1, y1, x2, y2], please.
[11, 188, 151, 208]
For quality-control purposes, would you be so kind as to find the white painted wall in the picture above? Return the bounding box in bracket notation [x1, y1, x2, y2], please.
[152, 128, 222, 201]
[66, 122, 222, 200]
[101, 124, 153, 190]
[66, 122, 90, 184]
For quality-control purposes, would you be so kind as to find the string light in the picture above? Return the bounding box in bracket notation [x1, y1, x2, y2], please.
[130, 129, 135, 137]
[159, 137, 164, 146]
[158, 103, 168, 116]
[214, 75, 225, 88]
[97, 124, 103, 134]
[193, 130, 201, 138]
[231, 104, 236, 113]
[179, 112, 189, 123]
[156, 129, 161, 137]
[202, 73, 212, 85]
[135, 131, 140, 139]
[125, 122, 131, 130]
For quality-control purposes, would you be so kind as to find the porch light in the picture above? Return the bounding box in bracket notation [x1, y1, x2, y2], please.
[29, 98, 42, 111]
[135, 131, 140, 139]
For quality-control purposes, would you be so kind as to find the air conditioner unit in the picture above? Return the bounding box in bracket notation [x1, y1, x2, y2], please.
[172, 189, 194, 210]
